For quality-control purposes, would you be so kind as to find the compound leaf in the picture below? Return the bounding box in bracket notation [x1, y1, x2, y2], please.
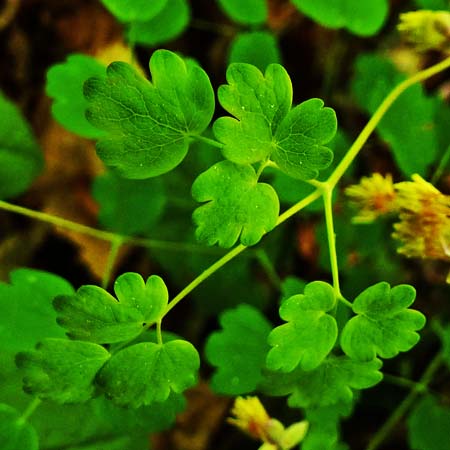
[192, 160, 279, 248]
[54, 273, 168, 344]
[217, 0, 268, 25]
[98, 340, 199, 407]
[92, 171, 166, 235]
[266, 281, 338, 372]
[128, 0, 190, 46]
[84, 49, 214, 178]
[16, 338, 110, 403]
[46, 54, 106, 138]
[272, 98, 336, 180]
[100, 0, 167, 22]
[340, 282, 426, 361]
[291, 0, 388, 36]
[0, 91, 44, 199]
[205, 304, 272, 395]
[0, 404, 38, 450]
[407, 395, 450, 450]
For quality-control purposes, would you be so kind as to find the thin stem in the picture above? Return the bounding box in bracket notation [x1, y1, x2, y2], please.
[255, 249, 282, 290]
[431, 144, 450, 185]
[101, 237, 123, 289]
[383, 374, 427, 392]
[322, 186, 341, 300]
[156, 321, 163, 345]
[276, 189, 322, 226]
[192, 134, 224, 149]
[365, 352, 443, 450]
[19, 397, 41, 423]
[327, 55, 450, 189]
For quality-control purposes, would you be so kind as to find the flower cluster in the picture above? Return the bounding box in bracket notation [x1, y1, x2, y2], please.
[228, 396, 308, 450]
[346, 173, 450, 280]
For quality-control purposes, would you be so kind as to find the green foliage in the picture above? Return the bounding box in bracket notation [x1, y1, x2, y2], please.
[214, 63, 337, 179]
[291, 0, 388, 36]
[100, 0, 168, 22]
[407, 395, 450, 450]
[205, 304, 272, 394]
[266, 281, 338, 372]
[192, 160, 279, 247]
[340, 282, 426, 361]
[217, 0, 268, 25]
[414, 0, 449, 9]
[0, 92, 43, 199]
[16, 338, 110, 403]
[84, 49, 215, 178]
[228, 31, 281, 71]
[0, 404, 38, 450]
[262, 356, 383, 408]
[46, 54, 106, 138]
[128, 0, 190, 46]
[352, 54, 439, 176]
[54, 273, 168, 343]
[92, 171, 166, 235]
[98, 340, 199, 407]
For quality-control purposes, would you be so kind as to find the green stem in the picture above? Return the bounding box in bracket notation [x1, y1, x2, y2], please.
[255, 249, 282, 290]
[192, 134, 224, 149]
[156, 320, 163, 345]
[431, 144, 450, 185]
[101, 237, 123, 289]
[19, 397, 41, 423]
[365, 352, 443, 450]
[383, 374, 427, 392]
[327, 55, 450, 189]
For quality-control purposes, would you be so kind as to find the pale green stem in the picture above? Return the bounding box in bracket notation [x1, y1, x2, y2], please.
[192, 134, 224, 149]
[19, 397, 41, 423]
[431, 144, 450, 185]
[101, 237, 123, 289]
[156, 320, 163, 345]
[365, 352, 443, 450]
[327, 55, 450, 189]
[383, 374, 427, 392]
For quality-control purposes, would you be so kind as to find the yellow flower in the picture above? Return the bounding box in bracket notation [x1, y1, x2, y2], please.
[228, 396, 308, 449]
[345, 173, 397, 223]
[392, 174, 450, 261]
[398, 10, 450, 52]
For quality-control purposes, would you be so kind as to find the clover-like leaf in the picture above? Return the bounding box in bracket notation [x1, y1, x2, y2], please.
[46, 54, 106, 138]
[84, 49, 214, 179]
[54, 273, 168, 344]
[98, 340, 199, 407]
[214, 63, 336, 179]
[0, 404, 38, 450]
[340, 282, 426, 361]
[192, 160, 279, 248]
[266, 281, 338, 372]
[217, 0, 268, 25]
[16, 338, 110, 403]
[205, 304, 272, 395]
[261, 356, 383, 409]
[100, 0, 168, 22]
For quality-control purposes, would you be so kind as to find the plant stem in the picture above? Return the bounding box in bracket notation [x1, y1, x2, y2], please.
[365, 351, 443, 450]
[19, 397, 41, 423]
[192, 134, 224, 149]
[431, 144, 450, 185]
[101, 237, 123, 289]
[156, 320, 163, 345]
[327, 55, 450, 189]
[255, 249, 282, 290]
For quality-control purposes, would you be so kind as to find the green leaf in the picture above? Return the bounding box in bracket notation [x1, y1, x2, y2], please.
[352, 54, 438, 177]
[0, 404, 38, 450]
[54, 273, 168, 344]
[407, 395, 450, 450]
[205, 304, 272, 394]
[228, 31, 281, 71]
[266, 281, 338, 372]
[262, 356, 383, 408]
[98, 340, 199, 407]
[340, 282, 426, 361]
[92, 171, 166, 235]
[0, 268, 74, 354]
[84, 49, 215, 179]
[0, 92, 44, 199]
[100, 0, 167, 22]
[46, 54, 106, 138]
[414, 0, 448, 9]
[217, 0, 268, 25]
[128, 0, 190, 46]
[192, 160, 279, 248]
[291, 0, 388, 36]
[280, 276, 307, 304]
[214, 63, 336, 179]
[16, 338, 110, 403]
